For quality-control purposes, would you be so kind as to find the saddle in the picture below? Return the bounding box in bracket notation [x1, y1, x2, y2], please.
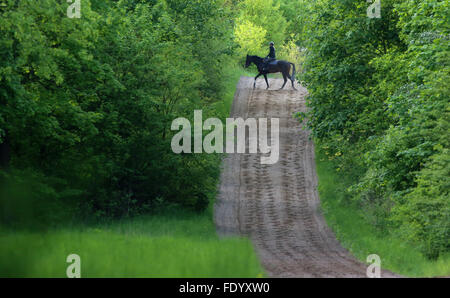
[262, 58, 277, 72]
[264, 58, 277, 65]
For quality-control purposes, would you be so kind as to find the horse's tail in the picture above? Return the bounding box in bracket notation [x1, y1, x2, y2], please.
[289, 63, 296, 81]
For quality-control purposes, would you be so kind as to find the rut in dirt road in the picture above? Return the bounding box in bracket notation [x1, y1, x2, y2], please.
[214, 76, 399, 277]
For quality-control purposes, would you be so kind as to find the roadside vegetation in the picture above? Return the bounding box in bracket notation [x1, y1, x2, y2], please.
[296, 0, 449, 262]
[0, 0, 295, 278]
[316, 148, 450, 277]
[0, 29, 262, 276]
[0, 207, 263, 277]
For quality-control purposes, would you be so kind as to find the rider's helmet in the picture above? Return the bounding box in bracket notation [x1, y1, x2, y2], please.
[269, 41, 274, 46]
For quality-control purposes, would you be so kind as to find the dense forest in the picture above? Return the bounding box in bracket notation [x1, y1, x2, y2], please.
[296, 0, 449, 259]
[0, 0, 448, 265]
[1, 0, 237, 223]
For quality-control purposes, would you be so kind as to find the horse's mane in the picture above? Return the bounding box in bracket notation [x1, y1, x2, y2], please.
[248, 55, 264, 62]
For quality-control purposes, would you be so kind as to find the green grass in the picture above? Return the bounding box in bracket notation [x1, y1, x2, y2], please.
[0, 210, 263, 277]
[315, 147, 450, 277]
[213, 64, 256, 119]
[0, 64, 264, 278]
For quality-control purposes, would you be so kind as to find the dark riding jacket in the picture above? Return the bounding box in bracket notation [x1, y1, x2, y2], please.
[267, 46, 276, 59]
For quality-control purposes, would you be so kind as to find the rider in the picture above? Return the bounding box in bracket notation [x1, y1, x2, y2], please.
[262, 41, 276, 73]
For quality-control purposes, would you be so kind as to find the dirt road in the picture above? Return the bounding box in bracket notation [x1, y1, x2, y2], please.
[214, 76, 398, 277]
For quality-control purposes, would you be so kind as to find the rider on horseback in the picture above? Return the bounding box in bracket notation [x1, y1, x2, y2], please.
[262, 42, 276, 73]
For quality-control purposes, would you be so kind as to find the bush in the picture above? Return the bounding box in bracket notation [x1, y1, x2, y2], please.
[299, 0, 449, 258]
[0, 0, 236, 220]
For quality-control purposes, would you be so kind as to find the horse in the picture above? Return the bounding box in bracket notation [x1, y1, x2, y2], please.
[245, 55, 297, 90]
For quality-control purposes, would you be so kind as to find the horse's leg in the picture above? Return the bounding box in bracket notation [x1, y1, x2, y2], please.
[290, 77, 297, 90]
[254, 73, 262, 89]
[289, 74, 297, 90]
[264, 74, 269, 89]
[280, 72, 287, 90]
[289, 66, 297, 91]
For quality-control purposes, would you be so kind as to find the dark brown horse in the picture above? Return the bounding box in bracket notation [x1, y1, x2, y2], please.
[245, 55, 297, 90]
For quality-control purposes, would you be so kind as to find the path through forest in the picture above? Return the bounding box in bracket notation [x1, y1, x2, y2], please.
[214, 76, 399, 277]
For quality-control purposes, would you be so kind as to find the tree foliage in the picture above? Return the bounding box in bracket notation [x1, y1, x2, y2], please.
[299, 0, 449, 259]
[0, 0, 235, 223]
[234, 0, 287, 57]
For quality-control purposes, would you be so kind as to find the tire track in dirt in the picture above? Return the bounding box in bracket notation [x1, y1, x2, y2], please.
[214, 76, 400, 277]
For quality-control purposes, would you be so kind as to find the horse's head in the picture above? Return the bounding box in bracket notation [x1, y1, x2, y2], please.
[245, 55, 251, 68]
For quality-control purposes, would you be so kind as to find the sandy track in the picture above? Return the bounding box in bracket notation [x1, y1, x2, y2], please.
[214, 76, 399, 277]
